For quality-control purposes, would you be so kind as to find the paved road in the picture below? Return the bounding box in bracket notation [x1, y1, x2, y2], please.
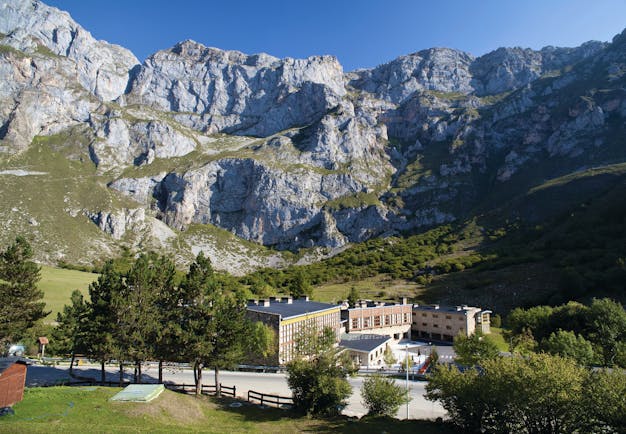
[26, 363, 445, 420]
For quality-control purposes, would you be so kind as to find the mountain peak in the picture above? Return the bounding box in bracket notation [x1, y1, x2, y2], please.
[0, 0, 139, 101]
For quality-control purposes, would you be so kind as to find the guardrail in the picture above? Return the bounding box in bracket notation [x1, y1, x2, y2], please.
[247, 390, 293, 408]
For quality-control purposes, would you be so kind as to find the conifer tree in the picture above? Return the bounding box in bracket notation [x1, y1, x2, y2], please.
[86, 261, 123, 383]
[54, 290, 89, 375]
[0, 236, 47, 348]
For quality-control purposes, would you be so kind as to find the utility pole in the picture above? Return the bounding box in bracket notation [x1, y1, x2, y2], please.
[405, 343, 409, 419]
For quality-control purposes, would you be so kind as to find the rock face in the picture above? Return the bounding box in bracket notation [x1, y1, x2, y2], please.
[0, 42, 95, 151]
[125, 40, 346, 137]
[1, 0, 625, 266]
[0, 0, 139, 101]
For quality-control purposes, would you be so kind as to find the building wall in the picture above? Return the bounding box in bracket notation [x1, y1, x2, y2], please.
[345, 304, 412, 339]
[344, 342, 389, 368]
[411, 306, 490, 341]
[0, 363, 26, 407]
[246, 306, 341, 365]
[278, 309, 341, 364]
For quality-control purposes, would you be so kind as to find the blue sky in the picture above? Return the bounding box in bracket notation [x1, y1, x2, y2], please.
[46, 0, 626, 71]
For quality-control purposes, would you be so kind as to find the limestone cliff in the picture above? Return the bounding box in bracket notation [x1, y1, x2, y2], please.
[0, 0, 624, 272]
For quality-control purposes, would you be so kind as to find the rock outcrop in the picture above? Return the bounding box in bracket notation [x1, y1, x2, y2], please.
[0, 0, 139, 101]
[124, 40, 346, 137]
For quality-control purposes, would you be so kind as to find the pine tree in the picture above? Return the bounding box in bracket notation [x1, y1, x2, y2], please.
[180, 253, 273, 395]
[0, 236, 48, 348]
[289, 270, 313, 299]
[85, 261, 123, 383]
[347, 286, 360, 308]
[54, 290, 89, 376]
[115, 253, 164, 383]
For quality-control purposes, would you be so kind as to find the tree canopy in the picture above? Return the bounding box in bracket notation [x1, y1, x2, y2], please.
[0, 236, 47, 348]
[452, 331, 500, 366]
[287, 326, 355, 416]
[426, 353, 605, 433]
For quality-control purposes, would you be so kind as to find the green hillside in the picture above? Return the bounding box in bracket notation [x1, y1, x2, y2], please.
[38, 265, 98, 322]
[244, 163, 626, 314]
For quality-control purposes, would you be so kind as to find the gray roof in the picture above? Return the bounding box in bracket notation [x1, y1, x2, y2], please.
[0, 357, 31, 376]
[412, 305, 478, 313]
[339, 334, 390, 353]
[247, 299, 339, 319]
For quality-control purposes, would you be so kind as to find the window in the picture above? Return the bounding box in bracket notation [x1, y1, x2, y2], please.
[422, 313, 427, 317]
[374, 316, 381, 327]
[364, 317, 371, 328]
[446, 315, 452, 319]
[433, 324, 439, 328]
[403, 313, 409, 323]
[446, 325, 451, 330]
[422, 322, 427, 327]
[351, 318, 359, 329]
[432, 314, 439, 319]
[385, 315, 390, 325]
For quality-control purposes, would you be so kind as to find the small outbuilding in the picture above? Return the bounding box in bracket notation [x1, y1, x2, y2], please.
[0, 357, 31, 409]
[339, 334, 391, 368]
[37, 337, 49, 358]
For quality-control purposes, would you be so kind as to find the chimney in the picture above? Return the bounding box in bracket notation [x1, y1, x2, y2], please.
[401, 297, 408, 305]
[260, 299, 270, 307]
[434, 304, 440, 310]
[456, 306, 462, 311]
[299, 295, 309, 301]
[281, 296, 293, 304]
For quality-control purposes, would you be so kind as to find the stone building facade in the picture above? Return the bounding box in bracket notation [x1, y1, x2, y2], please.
[411, 304, 491, 342]
[341, 298, 412, 340]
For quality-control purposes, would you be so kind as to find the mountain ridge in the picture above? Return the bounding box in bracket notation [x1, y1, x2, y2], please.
[0, 0, 624, 277]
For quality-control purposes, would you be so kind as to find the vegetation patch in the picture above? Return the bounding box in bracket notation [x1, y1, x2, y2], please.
[0, 386, 456, 433]
[38, 265, 98, 321]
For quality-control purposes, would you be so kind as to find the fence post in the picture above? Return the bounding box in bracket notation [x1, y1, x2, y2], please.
[233, 385, 236, 398]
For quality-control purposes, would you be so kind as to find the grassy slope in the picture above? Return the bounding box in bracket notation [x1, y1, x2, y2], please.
[0, 387, 455, 434]
[252, 162, 626, 315]
[0, 130, 132, 265]
[38, 266, 98, 321]
[314, 275, 421, 304]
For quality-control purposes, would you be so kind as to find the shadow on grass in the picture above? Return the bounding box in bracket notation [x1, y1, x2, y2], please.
[211, 397, 457, 434]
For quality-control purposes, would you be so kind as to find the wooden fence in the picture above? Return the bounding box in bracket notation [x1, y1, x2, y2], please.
[247, 390, 293, 409]
[46, 380, 235, 397]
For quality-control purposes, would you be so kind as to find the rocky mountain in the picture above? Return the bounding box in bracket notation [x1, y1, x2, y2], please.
[0, 0, 624, 273]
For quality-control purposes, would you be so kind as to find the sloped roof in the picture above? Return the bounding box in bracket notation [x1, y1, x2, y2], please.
[339, 334, 390, 353]
[247, 299, 339, 319]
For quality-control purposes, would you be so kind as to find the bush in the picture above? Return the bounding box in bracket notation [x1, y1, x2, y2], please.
[361, 374, 409, 416]
[426, 353, 592, 433]
[490, 314, 502, 328]
[286, 326, 355, 416]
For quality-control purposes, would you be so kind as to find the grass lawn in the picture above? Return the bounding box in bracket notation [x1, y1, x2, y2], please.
[489, 327, 510, 352]
[38, 266, 98, 322]
[0, 387, 456, 434]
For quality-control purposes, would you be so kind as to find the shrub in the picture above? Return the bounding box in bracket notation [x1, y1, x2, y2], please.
[361, 374, 409, 417]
